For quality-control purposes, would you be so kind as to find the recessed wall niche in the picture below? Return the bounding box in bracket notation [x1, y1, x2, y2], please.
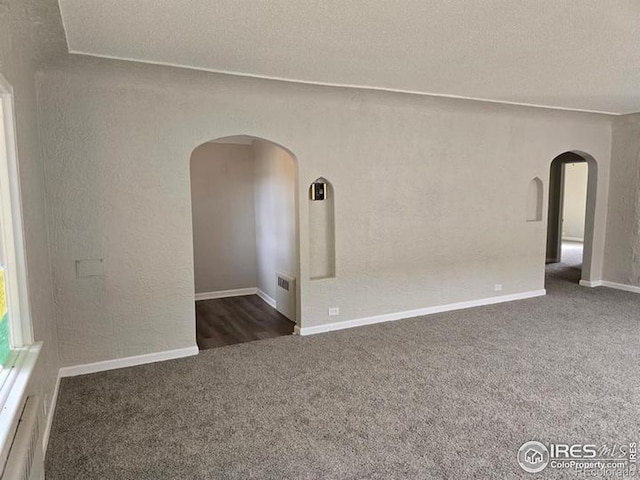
[526, 177, 543, 222]
[309, 178, 336, 279]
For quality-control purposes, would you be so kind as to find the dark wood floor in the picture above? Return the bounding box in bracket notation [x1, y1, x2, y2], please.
[195, 294, 295, 350]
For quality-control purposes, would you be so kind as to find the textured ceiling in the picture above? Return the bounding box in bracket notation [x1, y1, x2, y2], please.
[58, 0, 640, 114]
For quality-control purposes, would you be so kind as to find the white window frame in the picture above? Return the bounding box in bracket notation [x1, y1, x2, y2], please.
[0, 74, 33, 350]
[0, 74, 40, 469]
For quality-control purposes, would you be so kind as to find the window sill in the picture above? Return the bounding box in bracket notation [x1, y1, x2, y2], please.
[0, 343, 41, 468]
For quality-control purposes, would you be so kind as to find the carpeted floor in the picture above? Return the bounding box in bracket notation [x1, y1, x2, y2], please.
[46, 243, 640, 479]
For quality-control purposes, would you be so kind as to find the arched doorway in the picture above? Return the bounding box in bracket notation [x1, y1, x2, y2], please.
[189, 135, 299, 349]
[545, 151, 597, 287]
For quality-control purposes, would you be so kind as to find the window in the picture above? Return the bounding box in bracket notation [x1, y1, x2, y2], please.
[0, 75, 39, 467]
[0, 269, 9, 365]
[0, 75, 34, 365]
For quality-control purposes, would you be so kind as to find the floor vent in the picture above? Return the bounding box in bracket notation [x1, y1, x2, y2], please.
[276, 273, 296, 323]
[1, 396, 44, 480]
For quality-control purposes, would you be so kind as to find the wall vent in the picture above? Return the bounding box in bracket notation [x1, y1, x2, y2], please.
[277, 276, 289, 291]
[275, 273, 296, 323]
[1, 396, 44, 480]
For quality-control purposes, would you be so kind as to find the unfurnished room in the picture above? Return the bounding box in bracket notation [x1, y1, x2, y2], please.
[0, 1, 639, 479]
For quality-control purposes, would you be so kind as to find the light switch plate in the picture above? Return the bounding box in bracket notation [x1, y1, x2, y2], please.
[76, 258, 105, 277]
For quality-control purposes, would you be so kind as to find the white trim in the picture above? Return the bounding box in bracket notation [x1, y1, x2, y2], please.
[42, 371, 61, 454]
[59, 346, 199, 378]
[194, 288, 257, 301]
[602, 281, 640, 293]
[562, 236, 584, 243]
[297, 290, 546, 336]
[256, 289, 276, 308]
[0, 343, 41, 469]
[66, 51, 621, 116]
[581, 279, 640, 293]
[0, 75, 33, 346]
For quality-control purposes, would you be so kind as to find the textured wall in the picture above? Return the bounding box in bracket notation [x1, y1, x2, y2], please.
[0, 0, 66, 430]
[37, 57, 613, 366]
[190, 142, 257, 293]
[603, 114, 640, 286]
[253, 140, 297, 302]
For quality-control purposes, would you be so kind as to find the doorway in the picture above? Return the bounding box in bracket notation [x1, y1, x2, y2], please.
[545, 151, 596, 286]
[189, 135, 299, 349]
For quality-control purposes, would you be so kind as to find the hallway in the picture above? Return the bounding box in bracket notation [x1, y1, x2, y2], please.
[195, 295, 295, 349]
[545, 240, 583, 286]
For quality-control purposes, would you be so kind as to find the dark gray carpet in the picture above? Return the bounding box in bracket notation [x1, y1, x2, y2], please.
[46, 244, 640, 479]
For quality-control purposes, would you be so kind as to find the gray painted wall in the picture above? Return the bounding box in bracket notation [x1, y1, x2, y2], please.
[253, 140, 297, 302]
[546, 159, 564, 263]
[190, 142, 257, 294]
[36, 56, 614, 367]
[604, 114, 640, 286]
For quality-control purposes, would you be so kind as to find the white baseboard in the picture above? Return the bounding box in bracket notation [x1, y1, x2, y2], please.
[579, 279, 603, 288]
[59, 346, 199, 378]
[43, 372, 61, 454]
[257, 289, 276, 308]
[603, 281, 640, 293]
[298, 289, 546, 336]
[195, 287, 257, 301]
[562, 237, 584, 243]
[581, 279, 640, 293]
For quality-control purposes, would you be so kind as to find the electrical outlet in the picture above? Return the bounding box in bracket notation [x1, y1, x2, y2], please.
[328, 307, 340, 316]
[495, 284, 503, 292]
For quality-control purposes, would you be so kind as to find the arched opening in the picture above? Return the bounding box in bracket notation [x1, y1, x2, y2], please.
[189, 135, 299, 349]
[545, 151, 597, 287]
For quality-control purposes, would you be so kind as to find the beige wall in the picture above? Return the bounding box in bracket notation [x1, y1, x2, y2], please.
[190, 142, 257, 293]
[253, 140, 297, 303]
[562, 162, 588, 241]
[36, 56, 613, 366]
[603, 114, 640, 286]
[0, 0, 66, 447]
